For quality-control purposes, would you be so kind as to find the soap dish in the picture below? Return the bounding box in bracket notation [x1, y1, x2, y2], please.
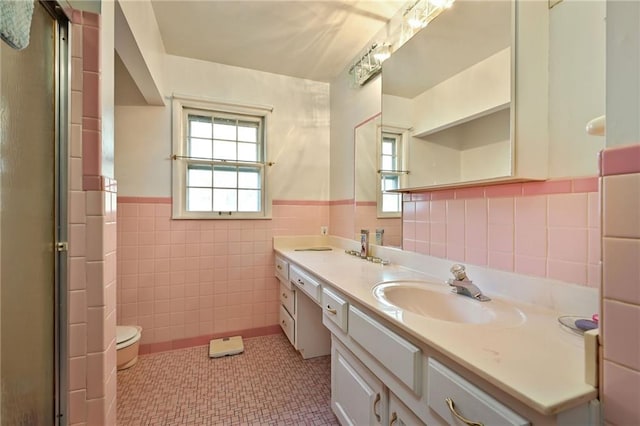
[558, 315, 598, 335]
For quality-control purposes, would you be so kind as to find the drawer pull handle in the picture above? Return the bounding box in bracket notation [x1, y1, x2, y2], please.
[389, 412, 398, 425]
[373, 393, 381, 422]
[277, 264, 282, 270]
[297, 279, 304, 285]
[282, 293, 288, 299]
[445, 397, 484, 426]
[326, 306, 337, 315]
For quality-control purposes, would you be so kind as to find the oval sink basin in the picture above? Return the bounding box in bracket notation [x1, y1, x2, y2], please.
[373, 280, 525, 326]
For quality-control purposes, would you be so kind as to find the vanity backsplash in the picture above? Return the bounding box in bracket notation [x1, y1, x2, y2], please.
[400, 176, 600, 288]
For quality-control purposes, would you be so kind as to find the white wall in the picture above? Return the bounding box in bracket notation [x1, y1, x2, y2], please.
[115, 55, 330, 200]
[329, 71, 381, 202]
[606, 0, 640, 147]
[548, 0, 606, 176]
[115, 0, 166, 105]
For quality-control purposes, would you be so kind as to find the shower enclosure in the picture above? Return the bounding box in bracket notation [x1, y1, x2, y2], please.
[0, 1, 69, 424]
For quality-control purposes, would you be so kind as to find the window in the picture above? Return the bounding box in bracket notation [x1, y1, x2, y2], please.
[378, 131, 403, 217]
[172, 97, 271, 219]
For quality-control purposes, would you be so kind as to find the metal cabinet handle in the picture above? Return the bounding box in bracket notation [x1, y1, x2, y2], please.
[445, 397, 484, 426]
[282, 293, 288, 299]
[297, 278, 304, 285]
[389, 412, 398, 426]
[373, 393, 381, 422]
[276, 264, 282, 270]
[326, 305, 337, 315]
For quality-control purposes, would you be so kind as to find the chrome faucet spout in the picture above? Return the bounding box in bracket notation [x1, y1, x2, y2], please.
[447, 264, 491, 302]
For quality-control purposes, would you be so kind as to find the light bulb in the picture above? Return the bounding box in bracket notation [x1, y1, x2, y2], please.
[373, 45, 391, 62]
[429, 0, 454, 8]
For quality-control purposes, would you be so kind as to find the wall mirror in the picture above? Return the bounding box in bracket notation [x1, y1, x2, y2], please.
[382, 0, 513, 189]
[380, 0, 605, 190]
[354, 114, 403, 248]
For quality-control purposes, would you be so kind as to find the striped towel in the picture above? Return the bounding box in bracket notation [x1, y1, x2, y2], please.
[0, 0, 35, 50]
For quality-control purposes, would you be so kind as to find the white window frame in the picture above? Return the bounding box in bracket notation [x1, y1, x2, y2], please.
[171, 95, 273, 219]
[377, 127, 408, 218]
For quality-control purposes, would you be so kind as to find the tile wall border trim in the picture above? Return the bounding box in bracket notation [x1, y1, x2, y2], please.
[405, 176, 598, 202]
[138, 325, 283, 355]
[118, 196, 172, 204]
[600, 144, 640, 176]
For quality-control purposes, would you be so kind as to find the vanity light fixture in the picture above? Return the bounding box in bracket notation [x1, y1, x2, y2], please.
[402, 0, 455, 40]
[349, 43, 387, 86]
[373, 43, 391, 62]
[348, 0, 454, 87]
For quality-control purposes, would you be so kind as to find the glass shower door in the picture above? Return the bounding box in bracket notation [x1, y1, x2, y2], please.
[0, 1, 60, 423]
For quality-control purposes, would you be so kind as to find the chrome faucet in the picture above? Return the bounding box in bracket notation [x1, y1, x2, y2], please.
[447, 264, 491, 302]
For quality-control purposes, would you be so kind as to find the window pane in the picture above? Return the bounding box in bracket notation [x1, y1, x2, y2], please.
[187, 165, 212, 187]
[213, 140, 236, 160]
[189, 116, 212, 138]
[213, 118, 236, 140]
[382, 193, 401, 212]
[382, 140, 394, 155]
[238, 168, 260, 189]
[187, 188, 212, 211]
[238, 189, 260, 212]
[213, 167, 237, 188]
[381, 156, 394, 171]
[238, 142, 258, 162]
[189, 138, 213, 159]
[382, 175, 398, 191]
[238, 121, 258, 142]
[213, 188, 237, 211]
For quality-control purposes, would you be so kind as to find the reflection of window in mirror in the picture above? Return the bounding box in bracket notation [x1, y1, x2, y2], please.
[378, 131, 403, 217]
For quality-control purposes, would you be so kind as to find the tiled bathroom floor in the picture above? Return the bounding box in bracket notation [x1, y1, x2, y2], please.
[117, 333, 339, 425]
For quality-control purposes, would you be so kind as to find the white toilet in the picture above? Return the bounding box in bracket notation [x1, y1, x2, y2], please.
[116, 325, 142, 370]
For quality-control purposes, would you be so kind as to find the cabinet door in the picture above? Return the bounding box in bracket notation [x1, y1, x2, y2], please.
[332, 339, 386, 426]
[389, 392, 425, 426]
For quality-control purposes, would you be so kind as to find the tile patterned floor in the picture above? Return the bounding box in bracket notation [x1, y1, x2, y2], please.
[117, 333, 339, 425]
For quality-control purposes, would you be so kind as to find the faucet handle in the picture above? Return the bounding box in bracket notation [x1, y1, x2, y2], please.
[450, 264, 467, 281]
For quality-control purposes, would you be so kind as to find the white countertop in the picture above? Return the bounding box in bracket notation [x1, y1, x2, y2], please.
[274, 237, 598, 416]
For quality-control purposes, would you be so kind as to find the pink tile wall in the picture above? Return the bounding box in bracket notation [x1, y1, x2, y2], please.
[329, 199, 355, 240]
[67, 10, 116, 426]
[116, 199, 328, 351]
[402, 177, 600, 287]
[68, 11, 87, 425]
[354, 203, 402, 247]
[601, 143, 640, 425]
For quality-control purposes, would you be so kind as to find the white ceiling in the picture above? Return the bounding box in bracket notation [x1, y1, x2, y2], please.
[149, 0, 406, 82]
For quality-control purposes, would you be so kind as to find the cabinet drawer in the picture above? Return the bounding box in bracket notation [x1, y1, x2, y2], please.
[275, 256, 289, 283]
[290, 265, 321, 303]
[348, 306, 422, 395]
[322, 287, 349, 333]
[279, 282, 295, 315]
[279, 304, 295, 346]
[427, 359, 529, 426]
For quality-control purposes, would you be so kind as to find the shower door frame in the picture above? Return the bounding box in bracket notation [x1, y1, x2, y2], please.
[42, 1, 70, 424]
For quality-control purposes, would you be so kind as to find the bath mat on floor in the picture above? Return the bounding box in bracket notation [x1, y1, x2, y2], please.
[209, 336, 244, 358]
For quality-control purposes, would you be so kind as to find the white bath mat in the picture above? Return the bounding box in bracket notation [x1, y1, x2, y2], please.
[208, 335, 244, 358]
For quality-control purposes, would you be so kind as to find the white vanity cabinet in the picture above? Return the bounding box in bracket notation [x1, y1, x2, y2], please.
[321, 286, 533, 426]
[332, 337, 386, 426]
[274, 256, 330, 359]
[389, 392, 424, 426]
[275, 250, 599, 426]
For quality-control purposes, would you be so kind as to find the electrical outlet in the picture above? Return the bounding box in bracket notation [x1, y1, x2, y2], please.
[320, 226, 328, 235]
